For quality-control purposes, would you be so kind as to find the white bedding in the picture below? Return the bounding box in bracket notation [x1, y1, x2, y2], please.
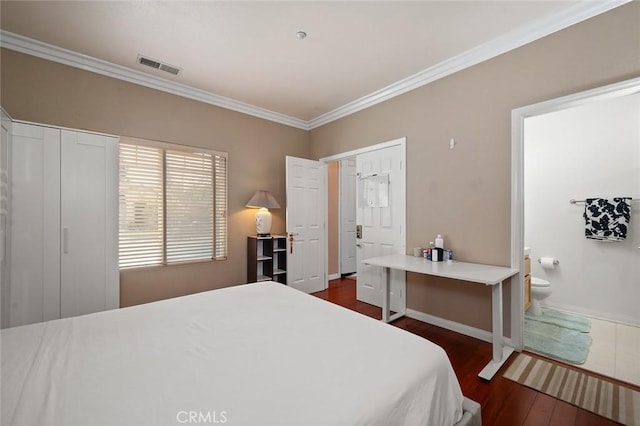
[1, 282, 463, 425]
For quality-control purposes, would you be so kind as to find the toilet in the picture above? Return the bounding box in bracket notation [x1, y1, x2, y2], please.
[529, 277, 552, 316]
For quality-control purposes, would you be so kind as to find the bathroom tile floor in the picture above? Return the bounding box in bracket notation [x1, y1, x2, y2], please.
[579, 315, 640, 387]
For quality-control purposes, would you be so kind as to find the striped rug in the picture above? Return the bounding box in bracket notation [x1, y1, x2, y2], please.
[504, 353, 639, 425]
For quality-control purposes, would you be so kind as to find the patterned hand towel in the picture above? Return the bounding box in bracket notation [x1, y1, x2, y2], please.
[583, 197, 631, 241]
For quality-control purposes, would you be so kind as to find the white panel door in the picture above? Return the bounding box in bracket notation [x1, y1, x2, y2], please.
[286, 156, 326, 293]
[60, 130, 119, 318]
[356, 144, 405, 312]
[339, 158, 357, 275]
[0, 109, 11, 329]
[9, 123, 61, 327]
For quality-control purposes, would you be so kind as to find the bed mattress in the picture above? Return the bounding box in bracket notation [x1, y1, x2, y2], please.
[1, 282, 463, 425]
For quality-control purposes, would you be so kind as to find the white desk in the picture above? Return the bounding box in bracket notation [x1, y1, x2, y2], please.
[362, 254, 519, 380]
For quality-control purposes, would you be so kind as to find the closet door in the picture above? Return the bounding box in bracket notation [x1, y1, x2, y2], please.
[9, 123, 61, 327]
[60, 130, 119, 318]
[1, 110, 12, 329]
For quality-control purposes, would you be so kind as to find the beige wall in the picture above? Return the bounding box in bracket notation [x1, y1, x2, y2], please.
[309, 3, 640, 334]
[327, 161, 339, 276]
[2, 4, 639, 328]
[0, 49, 310, 307]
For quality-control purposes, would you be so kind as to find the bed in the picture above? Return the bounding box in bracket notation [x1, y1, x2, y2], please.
[1, 281, 480, 425]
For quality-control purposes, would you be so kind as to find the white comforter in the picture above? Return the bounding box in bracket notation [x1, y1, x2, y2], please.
[1, 282, 463, 425]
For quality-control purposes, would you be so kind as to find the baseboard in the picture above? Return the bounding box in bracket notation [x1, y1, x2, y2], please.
[406, 308, 514, 348]
[544, 302, 640, 327]
[328, 273, 340, 281]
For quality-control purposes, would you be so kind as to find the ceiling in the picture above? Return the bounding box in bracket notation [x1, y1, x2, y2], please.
[0, 1, 627, 129]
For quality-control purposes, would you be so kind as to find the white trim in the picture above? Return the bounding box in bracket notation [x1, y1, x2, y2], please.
[0, 31, 309, 131]
[319, 137, 406, 163]
[544, 301, 640, 328]
[1, 107, 13, 121]
[11, 119, 118, 139]
[119, 135, 227, 159]
[327, 273, 340, 281]
[510, 107, 525, 352]
[1, 1, 628, 131]
[306, 0, 629, 129]
[406, 308, 515, 349]
[511, 76, 640, 353]
[513, 76, 640, 118]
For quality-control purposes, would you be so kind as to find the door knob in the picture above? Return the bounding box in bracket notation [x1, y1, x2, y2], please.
[288, 232, 298, 254]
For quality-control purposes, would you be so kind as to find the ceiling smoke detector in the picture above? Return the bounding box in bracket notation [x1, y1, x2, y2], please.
[137, 54, 182, 76]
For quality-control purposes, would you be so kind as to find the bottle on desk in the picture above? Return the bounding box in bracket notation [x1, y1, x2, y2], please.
[444, 249, 454, 262]
[431, 234, 445, 262]
[425, 241, 434, 260]
[432, 247, 444, 262]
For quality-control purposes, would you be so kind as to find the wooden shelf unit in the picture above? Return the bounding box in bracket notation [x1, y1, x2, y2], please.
[247, 236, 287, 284]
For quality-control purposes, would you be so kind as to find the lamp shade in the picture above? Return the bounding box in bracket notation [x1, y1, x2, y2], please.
[246, 190, 280, 236]
[245, 190, 281, 209]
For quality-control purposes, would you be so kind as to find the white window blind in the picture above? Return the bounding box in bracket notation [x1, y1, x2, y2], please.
[165, 150, 213, 263]
[213, 155, 228, 260]
[119, 141, 228, 269]
[119, 144, 164, 268]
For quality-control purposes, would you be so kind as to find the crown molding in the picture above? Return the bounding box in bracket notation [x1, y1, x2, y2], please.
[0, 1, 629, 132]
[306, 0, 630, 130]
[0, 30, 310, 130]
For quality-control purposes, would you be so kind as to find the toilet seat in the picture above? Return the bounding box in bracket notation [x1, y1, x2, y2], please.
[531, 277, 550, 287]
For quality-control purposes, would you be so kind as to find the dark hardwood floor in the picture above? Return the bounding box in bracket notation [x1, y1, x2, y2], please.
[313, 278, 623, 425]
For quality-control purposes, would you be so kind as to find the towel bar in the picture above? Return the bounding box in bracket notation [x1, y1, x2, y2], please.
[538, 258, 559, 265]
[570, 198, 639, 204]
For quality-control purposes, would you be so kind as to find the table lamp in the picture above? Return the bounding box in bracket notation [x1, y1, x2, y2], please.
[245, 190, 281, 236]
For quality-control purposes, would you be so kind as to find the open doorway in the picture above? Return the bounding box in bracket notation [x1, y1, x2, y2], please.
[512, 76, 640, 385]
[321, 138, 406, 312]
[327, 159, 357, 281]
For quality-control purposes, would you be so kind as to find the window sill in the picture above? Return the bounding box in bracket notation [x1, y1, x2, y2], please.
[119, 257, 227, 272]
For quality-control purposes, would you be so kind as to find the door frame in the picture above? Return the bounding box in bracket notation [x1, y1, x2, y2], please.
[320, 137, 407, 289]
[511, 76, 640, 351]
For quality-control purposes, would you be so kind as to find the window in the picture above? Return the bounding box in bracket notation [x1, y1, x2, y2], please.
[119, 139, 227, 269]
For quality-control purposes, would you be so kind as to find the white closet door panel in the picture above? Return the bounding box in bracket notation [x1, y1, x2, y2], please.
[1, 109, 12, 329]
[9, 124, 61, 327]
[60, 130, 119, 318]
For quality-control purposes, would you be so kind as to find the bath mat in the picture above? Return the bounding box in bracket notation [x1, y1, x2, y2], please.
[504, 354, 639, 425]
[525, 308, 591, 333]
[525, 318, 592, 364]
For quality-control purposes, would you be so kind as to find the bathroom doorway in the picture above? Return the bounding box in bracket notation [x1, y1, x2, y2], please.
[512, 77, 640, 386]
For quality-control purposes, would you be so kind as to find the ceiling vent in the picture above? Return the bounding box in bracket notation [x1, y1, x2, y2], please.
[137, 55, 181, 76]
